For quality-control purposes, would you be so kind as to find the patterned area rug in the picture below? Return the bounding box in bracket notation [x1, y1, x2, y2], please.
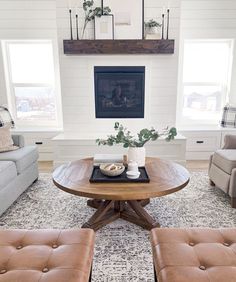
[0, 172, 236, 282]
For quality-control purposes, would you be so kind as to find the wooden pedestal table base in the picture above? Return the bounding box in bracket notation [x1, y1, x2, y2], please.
[83, 200, 159, 231]
[53, 158, 190, 232]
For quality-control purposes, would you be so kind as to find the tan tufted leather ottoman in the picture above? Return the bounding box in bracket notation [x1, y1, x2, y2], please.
[0, 229, 95, 282]
[151, 228, 236, 282]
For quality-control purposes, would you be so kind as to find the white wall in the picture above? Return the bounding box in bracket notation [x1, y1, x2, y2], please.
[56, 0, 181, 138]
[179, 0, 236, 106]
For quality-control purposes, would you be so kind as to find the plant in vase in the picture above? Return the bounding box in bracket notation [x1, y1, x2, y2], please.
[82, 0, 111, 39]
[96, 122, 177, 166]
[145, 19, 162, 39]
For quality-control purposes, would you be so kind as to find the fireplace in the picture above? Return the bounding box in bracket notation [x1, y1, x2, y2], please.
[94, 66, 145, 118]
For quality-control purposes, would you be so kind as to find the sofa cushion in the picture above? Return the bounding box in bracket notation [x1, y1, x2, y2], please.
[0, 146, 38, 174]
[212, 149, 236, 174]
[0, 161, 17, 191]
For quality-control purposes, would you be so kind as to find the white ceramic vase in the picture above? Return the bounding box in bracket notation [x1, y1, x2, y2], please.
[145, 27, 161, 39]
[127, 147, 146, 167]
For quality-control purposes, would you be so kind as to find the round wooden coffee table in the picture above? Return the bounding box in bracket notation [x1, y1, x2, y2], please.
[53, 158, 190, 231]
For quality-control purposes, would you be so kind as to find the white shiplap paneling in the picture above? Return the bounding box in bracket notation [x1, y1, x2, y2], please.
[56, 0, 181, 136]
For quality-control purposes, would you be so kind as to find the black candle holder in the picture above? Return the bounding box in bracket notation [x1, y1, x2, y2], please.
[166, 9, 170, 40]
[161, 14, 165, 40]
[76, 14, 79, 40]
[101, 0, 104, 14]
[69, 9, 73, 40]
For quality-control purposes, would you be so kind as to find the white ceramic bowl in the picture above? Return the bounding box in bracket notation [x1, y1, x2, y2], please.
[126, 171, 140, 179]
[100, 163, 125, 177]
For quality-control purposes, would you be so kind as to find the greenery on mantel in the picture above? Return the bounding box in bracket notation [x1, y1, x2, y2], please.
[96, 122, 177, 148]
[145, 19, 162, 28]
[82, 0, 111, 38]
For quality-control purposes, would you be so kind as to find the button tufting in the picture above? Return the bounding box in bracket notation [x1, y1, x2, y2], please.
[16, 245, 23, 250]
[42, 268, 49, 273]
[52, 244, 58, 249]
[0, 270, 7, 274]
[199, 266, 206, 270]
[189, 242, 195, 246]
[223, 242, 230, 247]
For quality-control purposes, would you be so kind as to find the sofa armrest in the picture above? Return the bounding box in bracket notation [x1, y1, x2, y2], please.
[12, 135, 25, 148]
[223, 135, 236, 149]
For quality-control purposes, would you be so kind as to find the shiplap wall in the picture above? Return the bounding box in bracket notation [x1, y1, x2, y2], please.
[180, 0, 236, 104]
[56, 0, 181, 138]
[2, 0, 235, 138]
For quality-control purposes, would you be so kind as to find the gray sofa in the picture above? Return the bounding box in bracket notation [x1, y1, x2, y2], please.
[0, 135, 39, 216]
[209, 134, 236, 208]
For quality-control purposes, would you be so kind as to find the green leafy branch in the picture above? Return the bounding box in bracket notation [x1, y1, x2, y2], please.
[145, 19, 162, 28]
[96, 122, 177, 148]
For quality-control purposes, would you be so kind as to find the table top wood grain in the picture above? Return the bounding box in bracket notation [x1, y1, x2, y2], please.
[53, 158, 190, 201]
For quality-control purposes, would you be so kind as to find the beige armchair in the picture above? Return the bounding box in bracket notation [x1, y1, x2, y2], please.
[209, 134, 236, 208]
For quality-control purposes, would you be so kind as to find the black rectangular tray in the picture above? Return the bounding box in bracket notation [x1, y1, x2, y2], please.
[89, 166, 150, 183]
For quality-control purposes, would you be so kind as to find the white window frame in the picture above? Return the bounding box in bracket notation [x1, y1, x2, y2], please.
[2, 39, 63, 129]
[177, 39, 234, 128]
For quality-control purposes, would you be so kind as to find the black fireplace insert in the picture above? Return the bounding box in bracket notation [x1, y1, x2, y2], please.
[94, 66, 145, 118]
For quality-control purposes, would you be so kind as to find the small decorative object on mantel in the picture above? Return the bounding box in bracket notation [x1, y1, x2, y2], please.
[161, 9, 165, 40]
[81, 0, 112, 39]
[75, 7, 79, 40]
[69, 8, 73, 40]
[160, 5, 171, 40]
[95, 14, 114, 39]
[104, 0, 144, 39]
[95, 0, 114, 39]
[145, 19, 162, 40]
[96, 122, 177, 167]
[166, 7, 170, 39]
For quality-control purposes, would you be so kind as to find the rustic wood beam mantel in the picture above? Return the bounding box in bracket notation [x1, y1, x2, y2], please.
[63, 39, 175, 55]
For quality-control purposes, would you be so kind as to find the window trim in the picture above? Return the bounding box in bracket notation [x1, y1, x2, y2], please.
[177, 39, 234, 128]
[2, 39, 63, 129]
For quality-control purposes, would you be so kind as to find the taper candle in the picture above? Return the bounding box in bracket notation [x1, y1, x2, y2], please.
[166, 8, 170, 39]
[69, 9, 73, 40]
[101, 0, 104, 15]
[162, 13, 165, 40]
[76, 13, 79, 40]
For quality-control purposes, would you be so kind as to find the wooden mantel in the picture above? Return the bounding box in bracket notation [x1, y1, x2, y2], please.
[63, 39, 175, 55]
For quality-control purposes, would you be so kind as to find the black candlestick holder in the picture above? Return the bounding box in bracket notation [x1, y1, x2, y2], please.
[161, 14, 165, 40]
[166, 9, 170, 40]
[76, 14, 79, 40]
[69, 9, 73, 40]
[101, 0, 104, 14]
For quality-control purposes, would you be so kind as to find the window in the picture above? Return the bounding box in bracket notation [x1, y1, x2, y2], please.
[178, 40, 233, 127]
[2, 40, 62, 128]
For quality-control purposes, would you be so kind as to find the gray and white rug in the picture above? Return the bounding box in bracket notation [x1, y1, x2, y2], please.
[0, 172, 236, 282]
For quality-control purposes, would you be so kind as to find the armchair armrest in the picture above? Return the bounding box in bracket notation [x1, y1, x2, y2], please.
[12, 135, 25, 148]
[223, 134, 236, 149]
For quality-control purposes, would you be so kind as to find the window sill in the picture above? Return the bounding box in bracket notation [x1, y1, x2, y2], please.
[11, 127, 63, 133]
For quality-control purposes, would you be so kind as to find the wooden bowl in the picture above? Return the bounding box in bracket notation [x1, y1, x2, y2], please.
[100, 163, 125, 177]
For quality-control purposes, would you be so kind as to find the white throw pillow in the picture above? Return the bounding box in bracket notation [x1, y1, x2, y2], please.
[0, 125, 19, 152]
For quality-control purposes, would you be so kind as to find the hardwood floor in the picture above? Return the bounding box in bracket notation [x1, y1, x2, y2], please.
[38, 161, 54, 173]
[186, 160, 209, 171]
[38, 160, 209, 173]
